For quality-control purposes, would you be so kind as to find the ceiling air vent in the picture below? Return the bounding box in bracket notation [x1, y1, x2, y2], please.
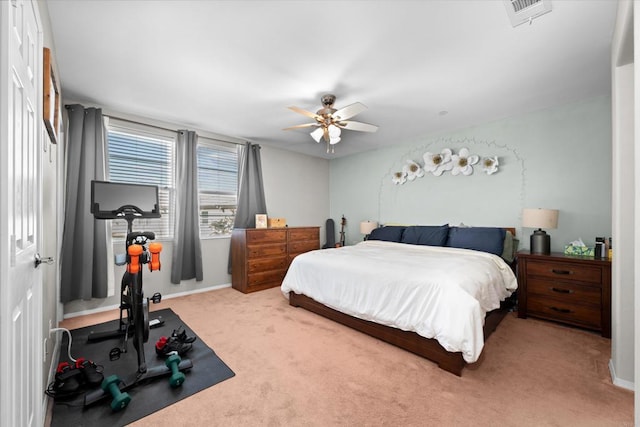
[504, 0, 552, 27]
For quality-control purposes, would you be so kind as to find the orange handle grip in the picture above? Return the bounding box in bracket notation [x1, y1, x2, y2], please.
[127, 244, 143, 274]
[148, 242, 162, 272]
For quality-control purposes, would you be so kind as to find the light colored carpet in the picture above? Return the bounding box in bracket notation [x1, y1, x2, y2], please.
[57, 286, 633, 426]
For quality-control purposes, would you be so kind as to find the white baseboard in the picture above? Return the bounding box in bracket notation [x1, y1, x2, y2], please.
[63, 283, 232, 319]
[609, 358, 634, 391]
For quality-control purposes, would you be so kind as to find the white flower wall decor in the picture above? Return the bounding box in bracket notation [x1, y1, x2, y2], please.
[402, 159, 424, 181]
[392, 170, 407, 185]
[451, 147, 479, 176]
[392, 147, 500, 184]
[423, 148, 453, 176]
[482, 156, 499, 175]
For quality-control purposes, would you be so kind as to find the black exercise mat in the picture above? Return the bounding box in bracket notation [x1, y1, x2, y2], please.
[50, 308, 235, 427]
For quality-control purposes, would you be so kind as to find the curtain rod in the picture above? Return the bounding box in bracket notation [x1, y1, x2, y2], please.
[65, 103, 247, 145]
[104, 113, 246, 146]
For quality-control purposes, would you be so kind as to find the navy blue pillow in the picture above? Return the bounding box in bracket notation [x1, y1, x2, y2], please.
[367, 226, 406, 242]
[401, 225, 449, 246]
[446, 227, 506, 256]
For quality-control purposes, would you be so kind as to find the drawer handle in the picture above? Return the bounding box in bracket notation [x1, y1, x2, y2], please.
[551, 269, 573, 275]
[550, 306, 572, 314]
[550, 287, 573, 294]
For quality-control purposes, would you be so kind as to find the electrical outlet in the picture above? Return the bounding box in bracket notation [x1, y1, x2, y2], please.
[43, 338, 48, 362]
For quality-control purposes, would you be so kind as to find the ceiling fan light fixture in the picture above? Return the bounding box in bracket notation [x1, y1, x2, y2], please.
[287, 94, 378, 153]
[310, 127, 324, 143]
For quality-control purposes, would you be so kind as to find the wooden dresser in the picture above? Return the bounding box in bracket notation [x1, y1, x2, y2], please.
[517, 251, 611, 338]
[231, 227, 320, 293]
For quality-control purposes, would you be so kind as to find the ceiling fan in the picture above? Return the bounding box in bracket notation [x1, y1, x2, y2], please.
[284, 94, 378, 153]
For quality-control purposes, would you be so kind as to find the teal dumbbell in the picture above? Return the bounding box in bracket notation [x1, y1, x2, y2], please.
[101, 374, 131, 411]
[166, 354, 186, 388]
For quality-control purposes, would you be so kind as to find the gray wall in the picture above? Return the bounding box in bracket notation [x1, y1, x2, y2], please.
[329, 96, 612, 252]
[63, 145, 329, 315]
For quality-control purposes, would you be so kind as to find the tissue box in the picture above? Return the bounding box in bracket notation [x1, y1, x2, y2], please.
[267, 217, 286, 228]
[564, 245, 594, 256]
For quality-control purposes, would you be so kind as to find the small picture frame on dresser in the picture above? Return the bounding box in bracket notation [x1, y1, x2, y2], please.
[255, 214, 267, 229]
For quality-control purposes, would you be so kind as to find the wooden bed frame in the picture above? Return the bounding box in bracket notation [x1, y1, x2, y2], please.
[287, 227, 517, 376]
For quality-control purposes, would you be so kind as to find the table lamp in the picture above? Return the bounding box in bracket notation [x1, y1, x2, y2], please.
[522, 208, 559, 255]
[360, 220, 378, 240]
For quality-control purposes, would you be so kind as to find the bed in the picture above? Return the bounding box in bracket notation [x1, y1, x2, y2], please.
[281, 225, 518, 376]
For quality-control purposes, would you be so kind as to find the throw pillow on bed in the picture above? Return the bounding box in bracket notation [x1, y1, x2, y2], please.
[446, 227, 506, 256]
[401, 225, 449, 246]
[367, 226, 406, 242]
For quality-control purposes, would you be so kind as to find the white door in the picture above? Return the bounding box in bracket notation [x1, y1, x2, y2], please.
[0, 1, 43, 426]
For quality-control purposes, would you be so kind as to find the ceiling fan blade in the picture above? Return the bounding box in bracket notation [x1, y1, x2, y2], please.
[339, 120, 379, 132]
[332, 102, 368, 121]
[288, 106, 322, 120]
[283, 123, 318, 131]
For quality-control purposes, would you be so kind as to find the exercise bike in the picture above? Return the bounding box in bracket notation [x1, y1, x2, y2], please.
[84, 181, 193, 408]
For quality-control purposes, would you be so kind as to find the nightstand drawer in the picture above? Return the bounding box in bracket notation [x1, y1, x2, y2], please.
[526, 260, 601, 284]
[527, 278, 601, 306]
[527, 295, 601, 329]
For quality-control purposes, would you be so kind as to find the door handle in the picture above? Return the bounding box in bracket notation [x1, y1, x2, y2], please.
[34, 253, 54, 268]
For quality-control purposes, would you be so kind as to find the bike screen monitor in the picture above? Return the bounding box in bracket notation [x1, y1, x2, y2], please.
[91, 180, 161, 219]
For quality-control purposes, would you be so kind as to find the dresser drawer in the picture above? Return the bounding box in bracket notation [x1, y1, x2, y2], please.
[289, 240, 319, 254]
[526, 260, 601, 284]
[248, 243, 287, 259]
[247, 229, 287, 244]
[289, 228, 318, 241]
[527, 295, 601, 330]
[248, 256, 288, 274]
[527, 278, 601, 306]
[248, 269, 287, 286]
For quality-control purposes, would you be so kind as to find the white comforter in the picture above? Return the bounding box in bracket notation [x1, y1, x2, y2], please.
[281, 240, 518, 363]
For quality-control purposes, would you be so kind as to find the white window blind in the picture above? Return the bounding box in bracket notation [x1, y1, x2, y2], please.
[197, 138, 238, 237]
[106, 124, 175, 240]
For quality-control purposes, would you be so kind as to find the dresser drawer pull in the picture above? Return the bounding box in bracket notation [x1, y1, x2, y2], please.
[550, 287, 573, 294]
[550, 306, 572, 314]
[551, 269, 573, 275]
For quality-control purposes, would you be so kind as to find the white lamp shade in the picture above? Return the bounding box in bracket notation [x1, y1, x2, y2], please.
[522, 208, 559, 229]
[310, 127, 323, 143]
[360, 220, 378, 234]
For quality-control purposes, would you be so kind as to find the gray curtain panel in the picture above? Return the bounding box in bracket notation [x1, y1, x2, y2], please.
[60, 105, 109, 302]
[171, 130, 203, 284]
[228, 142, 267, 273]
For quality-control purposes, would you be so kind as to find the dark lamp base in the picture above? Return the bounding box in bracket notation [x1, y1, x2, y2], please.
[530, 229, 551, 255]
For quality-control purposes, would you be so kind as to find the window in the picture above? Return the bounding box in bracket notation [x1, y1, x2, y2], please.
[197, 138, 238, 237]
[106, 121, 175, 240]
[105, 117, 239, 240]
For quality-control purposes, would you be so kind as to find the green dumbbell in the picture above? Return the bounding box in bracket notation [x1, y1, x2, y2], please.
[101, 374, 132, 411]
[166, 354, 186, 388]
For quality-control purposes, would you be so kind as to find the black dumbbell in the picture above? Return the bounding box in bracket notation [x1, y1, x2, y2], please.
[101, 374, 131, 411]
[165, 354, 186, 388]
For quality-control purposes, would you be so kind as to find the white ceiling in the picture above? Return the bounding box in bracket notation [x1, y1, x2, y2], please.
[46, 0, 617, 159]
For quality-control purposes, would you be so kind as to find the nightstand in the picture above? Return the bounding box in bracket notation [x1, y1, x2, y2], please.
[517, 251, 611, 338]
